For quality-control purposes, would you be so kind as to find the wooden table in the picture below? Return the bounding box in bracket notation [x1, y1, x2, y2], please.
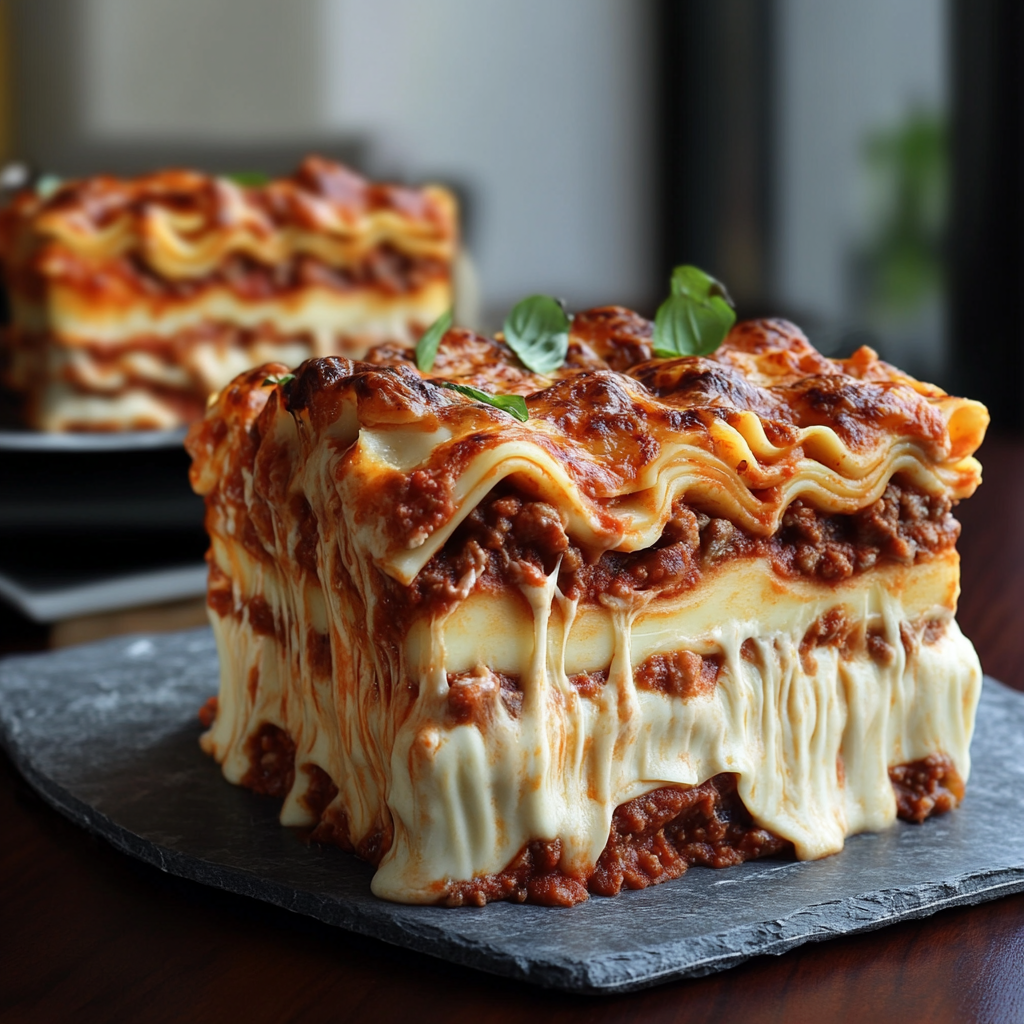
[2, 437, 1023, 1024]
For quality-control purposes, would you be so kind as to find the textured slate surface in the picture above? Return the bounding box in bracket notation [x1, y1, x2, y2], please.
[1, 628, 1023, 994]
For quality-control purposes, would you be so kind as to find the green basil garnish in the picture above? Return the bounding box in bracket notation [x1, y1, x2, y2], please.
[652, 265, 737, 358]
[415, 307, 453, 372]
[502, 295, 570, 374]
[262, 374, 295, 387]
[440, 382, 529, 422]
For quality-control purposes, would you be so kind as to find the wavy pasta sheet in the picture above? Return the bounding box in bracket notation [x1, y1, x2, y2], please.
[1, 156, 456, 277]
[192, 314, 984, 581]
[186, 310, 987, 905]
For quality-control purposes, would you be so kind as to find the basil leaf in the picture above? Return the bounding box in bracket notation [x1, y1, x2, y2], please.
[262, 374, 295, 387]
[670, 265, 735, 307]
[415, 307, 453, 372]
[502, 295, 570, 374]
[225, 171, 270, 187]
[653, 265, 737, 357]
[440, 382, 529, 422]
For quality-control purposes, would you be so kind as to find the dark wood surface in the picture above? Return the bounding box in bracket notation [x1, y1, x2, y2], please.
[2, 437, 1023, 1024]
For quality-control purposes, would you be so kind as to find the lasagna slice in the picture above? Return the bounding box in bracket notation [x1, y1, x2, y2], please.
[0, 157, 456, 431]
[186, 308, 988, 906]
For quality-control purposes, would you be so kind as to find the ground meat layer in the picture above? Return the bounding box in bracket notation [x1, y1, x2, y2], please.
[240, 722, 295, 799]
[402, 475, 958, 612]
[89, 245, 449, 301]
[889, 753, 965, 822]
[446, 774, 791, 908]
[220, 714, 964, 907]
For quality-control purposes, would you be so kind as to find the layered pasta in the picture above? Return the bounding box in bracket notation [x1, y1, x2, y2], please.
[0, 157, 457, 430]
[186, 308, 987, 905]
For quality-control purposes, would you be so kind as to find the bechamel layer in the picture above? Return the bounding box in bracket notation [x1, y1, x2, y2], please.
[10, 278, 451, 348]
[201, 546, 980, 903]
[28, 380, 188, 432]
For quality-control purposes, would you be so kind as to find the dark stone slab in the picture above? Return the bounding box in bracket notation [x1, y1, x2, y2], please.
[1, 628, 1023, 994]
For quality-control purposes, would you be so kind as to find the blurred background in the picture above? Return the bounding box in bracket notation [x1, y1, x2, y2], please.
[0, 0, 1019, 645]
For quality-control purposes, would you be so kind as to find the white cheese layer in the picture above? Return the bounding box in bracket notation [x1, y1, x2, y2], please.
[202, 547, 980, 904]
[42, 280, 450, 348]
[31, 380, 185, 431]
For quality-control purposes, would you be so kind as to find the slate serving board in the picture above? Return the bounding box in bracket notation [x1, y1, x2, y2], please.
[1, 628, 1023, 994]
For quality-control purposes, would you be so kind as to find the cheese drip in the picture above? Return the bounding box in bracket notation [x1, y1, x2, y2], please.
[202, 548, 980, 903]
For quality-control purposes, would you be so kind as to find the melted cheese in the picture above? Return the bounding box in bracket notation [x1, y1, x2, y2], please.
[41, 279, 451, 349]
[32, 380, 185, 432]
[203, 548, 980, 902]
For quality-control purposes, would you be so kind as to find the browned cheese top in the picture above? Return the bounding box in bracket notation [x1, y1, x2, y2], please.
[187, 308, 988, 585]
[0, 156, 457, 295]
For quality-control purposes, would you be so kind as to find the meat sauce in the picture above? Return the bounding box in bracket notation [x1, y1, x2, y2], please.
[399, 475, 958, 616]
[43, 246, 449, 302]
[225, 716, 960, 907]
[890, 753, 965, 822]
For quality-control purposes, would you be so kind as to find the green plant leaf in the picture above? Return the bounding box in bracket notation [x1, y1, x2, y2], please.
[262, 374, 295, 387]
[502, 295, 570, 374]
[440, 382, 529, 422]
[653, 265, 737, 357]
[670, 265, 734, 306]
[225, 171, 270, 187]
[35, 174, 63, 200]
[415, 308, 453, 372]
